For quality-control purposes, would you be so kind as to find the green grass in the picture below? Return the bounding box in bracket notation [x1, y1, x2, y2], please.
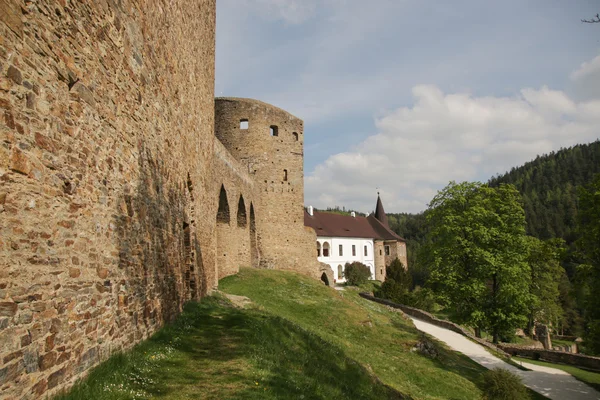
[551, 338, 575, 347]
[56, 295, 400, 400]
[58, 269, 547, 399]
[513, 356, 600, 392]
[220, 268, 510, 399]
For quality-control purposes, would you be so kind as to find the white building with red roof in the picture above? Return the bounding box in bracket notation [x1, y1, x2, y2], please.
[304, 194, 408, 284]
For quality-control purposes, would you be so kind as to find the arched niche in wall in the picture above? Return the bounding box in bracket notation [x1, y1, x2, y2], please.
[217, 185, 230, 224]
[237, 195, 247, 227]
[250, 202, 259, 268]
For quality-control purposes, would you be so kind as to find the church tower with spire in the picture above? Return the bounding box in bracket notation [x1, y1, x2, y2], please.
[370, 193, 408, 280]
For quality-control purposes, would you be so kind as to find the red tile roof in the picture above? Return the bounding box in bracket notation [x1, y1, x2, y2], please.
[304, 210, 405, 241]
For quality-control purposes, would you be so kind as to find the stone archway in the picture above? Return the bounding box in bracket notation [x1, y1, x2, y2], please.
[320, 272, 330, 286]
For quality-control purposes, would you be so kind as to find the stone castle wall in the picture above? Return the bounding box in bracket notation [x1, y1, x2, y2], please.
[213, 139, 258, 282]
[0, 0, 220, 397]
[0, 1, 319, 398]
[214, 98, 319, 278]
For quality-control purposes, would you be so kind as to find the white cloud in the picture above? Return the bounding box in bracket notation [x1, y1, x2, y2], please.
[305, 57, 600, 213]
[570, 54, 600, 101]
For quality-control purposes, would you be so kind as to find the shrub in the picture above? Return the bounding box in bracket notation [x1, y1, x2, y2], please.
[482, 368, 530, 400]
[408, 286, 437, 313]
[378, 258, 411, 303]
[344, 262, 371, 286]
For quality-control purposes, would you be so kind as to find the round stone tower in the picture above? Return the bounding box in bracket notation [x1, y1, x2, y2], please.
[214, 97, 311, 272]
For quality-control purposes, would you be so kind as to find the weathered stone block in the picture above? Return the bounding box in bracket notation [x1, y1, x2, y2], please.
[38, 351, 57, 371]
[6, 66, 22, 85]
[0, 302, 18, 317]
[71, 82, 95, 107]
[23, 349, 39, 373]
[47, 367, 65, 389]
[10, 148, 31, 175]
[31, 379, 47, 396]
[0, 0, 23, 36]
[0, 360, 24, 385]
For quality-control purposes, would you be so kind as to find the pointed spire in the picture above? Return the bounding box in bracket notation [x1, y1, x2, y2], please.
[374, 192, 389, 227]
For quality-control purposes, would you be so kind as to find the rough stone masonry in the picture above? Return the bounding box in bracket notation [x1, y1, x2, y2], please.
[0, 1, 320, 398]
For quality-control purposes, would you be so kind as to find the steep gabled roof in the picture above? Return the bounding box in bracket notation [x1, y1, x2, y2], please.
[304, 210, 405, 241]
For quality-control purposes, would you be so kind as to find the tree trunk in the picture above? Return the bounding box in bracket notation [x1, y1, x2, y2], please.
[475, 327, 481, 338]
[493, 330, 499, 344]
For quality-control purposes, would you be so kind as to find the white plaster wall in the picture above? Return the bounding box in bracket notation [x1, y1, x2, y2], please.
[316, 237, 375, 282]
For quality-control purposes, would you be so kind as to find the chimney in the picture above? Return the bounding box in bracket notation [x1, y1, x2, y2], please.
[351, 212, 356, 218]
[308, 206, 314, 216]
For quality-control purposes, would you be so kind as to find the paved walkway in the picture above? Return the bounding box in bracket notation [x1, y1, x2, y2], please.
[410, 317, 600, 400]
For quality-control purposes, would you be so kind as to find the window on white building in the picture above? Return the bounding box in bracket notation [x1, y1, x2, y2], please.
[364, 245, 368, 256]
[339, 244, 343, 256]
[337, 265, 343, 280]
[352, 245, 356, 256]
[385, 245, 390, 256]
[323, 242, 330, 257]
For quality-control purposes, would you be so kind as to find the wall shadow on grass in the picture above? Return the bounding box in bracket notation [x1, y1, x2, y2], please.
[57, 297, 408, 400]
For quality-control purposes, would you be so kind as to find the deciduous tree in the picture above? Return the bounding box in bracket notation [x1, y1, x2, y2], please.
[525, 237, 565, 335]
[426, 181, 530, 343]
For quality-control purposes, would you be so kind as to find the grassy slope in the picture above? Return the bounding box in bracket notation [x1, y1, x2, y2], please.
[221, 268, 490, 400]
[513, 356, 600, 392]
[56, 296, 399, 400]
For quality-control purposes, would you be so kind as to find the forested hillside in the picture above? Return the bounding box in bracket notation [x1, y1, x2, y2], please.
[488, 140, 600, 244]
[384, 140, 600, 339]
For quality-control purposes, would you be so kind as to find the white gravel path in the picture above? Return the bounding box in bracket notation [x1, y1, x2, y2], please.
[410, 317, 600, 400]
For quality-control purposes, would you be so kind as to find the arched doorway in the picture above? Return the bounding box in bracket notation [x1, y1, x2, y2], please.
[320, 272, 330, 286]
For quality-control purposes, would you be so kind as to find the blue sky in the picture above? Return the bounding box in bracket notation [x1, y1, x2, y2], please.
[215, 0, 600, 213]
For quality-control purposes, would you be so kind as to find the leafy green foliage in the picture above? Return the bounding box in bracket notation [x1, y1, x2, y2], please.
[482, 368, 530, 400]
[426, 181, 530, 343]
[343, 261, 371, 286]
[525, 237, 565, 333]
[377, 258, 438, 312]
[378, 258, 411, 301]
[577, 174, 600, 353]
[387, 212, 430, 287]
